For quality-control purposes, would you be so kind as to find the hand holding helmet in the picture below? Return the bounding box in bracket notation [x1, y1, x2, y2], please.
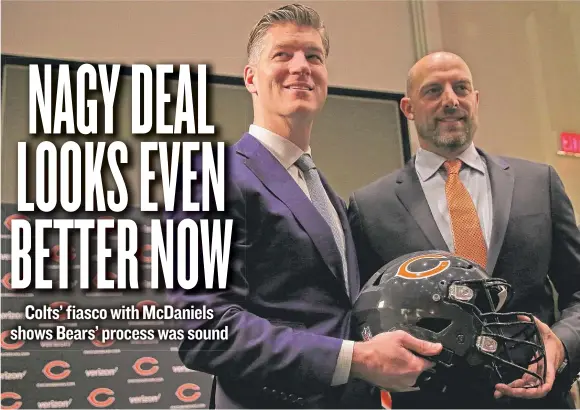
[352, 250, 547, 395]
[494, 315, 567, 399]
[350, 329, 443, 392]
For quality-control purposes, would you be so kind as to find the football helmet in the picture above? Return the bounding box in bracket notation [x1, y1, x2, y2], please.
[352, 251, 546, 392]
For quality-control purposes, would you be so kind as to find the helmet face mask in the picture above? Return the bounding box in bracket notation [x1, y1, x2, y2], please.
[353, 251, 546, 392]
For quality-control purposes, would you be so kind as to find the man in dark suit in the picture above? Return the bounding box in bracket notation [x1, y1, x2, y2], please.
[169, 4, 443, 409]
[348, 51, 580, 409]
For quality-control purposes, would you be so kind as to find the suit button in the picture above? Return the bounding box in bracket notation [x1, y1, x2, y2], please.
[280, 392, 287, 400]
[289, 394, 296, 401]
[296, 398, 304, 406]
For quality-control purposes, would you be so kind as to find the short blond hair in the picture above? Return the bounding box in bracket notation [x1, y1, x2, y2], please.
[246, 3, 330, 64]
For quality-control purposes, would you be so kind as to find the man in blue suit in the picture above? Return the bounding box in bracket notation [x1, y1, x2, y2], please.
[169, 3, 443, 409]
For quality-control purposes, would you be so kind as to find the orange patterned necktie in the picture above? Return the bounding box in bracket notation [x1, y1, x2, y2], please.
[443, 159, 487, 269]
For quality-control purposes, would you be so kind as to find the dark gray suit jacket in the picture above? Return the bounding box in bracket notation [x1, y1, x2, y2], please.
[348, 149, 580, 409]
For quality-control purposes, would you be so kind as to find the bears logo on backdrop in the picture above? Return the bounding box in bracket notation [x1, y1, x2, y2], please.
[3, 214, 29, 231]
[42, 360, 71, 381]
[0, 392, 22, 410]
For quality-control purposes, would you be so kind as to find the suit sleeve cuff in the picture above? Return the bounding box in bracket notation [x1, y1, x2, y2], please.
[331, 340, 354, 386]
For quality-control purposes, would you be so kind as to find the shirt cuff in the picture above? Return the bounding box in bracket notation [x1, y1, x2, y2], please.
[331, 340, 354, 386]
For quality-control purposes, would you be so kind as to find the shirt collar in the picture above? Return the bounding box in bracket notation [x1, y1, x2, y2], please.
[415, 142, 485, 182]
[249, 124, 311, 169]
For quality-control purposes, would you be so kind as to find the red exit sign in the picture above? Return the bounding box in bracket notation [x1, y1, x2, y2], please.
[559, 132, 580, 155]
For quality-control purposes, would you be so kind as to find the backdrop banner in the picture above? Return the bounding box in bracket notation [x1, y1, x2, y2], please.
[1, 203, 213, 410]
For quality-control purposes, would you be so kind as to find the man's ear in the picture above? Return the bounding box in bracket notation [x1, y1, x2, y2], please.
[400, 97, 414, 120]
[244, 65, 258, 94]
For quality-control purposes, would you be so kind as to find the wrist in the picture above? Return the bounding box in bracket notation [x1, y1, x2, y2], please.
[350, 341, 369, 381]
[553, 338, 573, 391]
[555, 337, 567, 371]
[556, 340, 569, 376]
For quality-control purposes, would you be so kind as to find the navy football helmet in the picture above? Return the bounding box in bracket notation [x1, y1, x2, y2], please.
[352, 251, 546, 392]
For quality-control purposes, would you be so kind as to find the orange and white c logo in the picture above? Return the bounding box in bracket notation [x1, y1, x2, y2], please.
[49, 301, 69, 321]
[138, 245, 152, 263]
[50, 245, 77, 263]
[87, 388, 114, 408]
[0, 330, 24, 351]
[136, 300, 158, 313]
[2, 273, 12, 290]
[42, 360, 71, 380]
[396, 254, 450, 280]
[133, 357, 159, 377]
[91, 329, 114, 348]
[175, 383, 201, 402]
[3, 214, 29, 232]
[92, 272, 117, 288]
[0, 392, 22, 409]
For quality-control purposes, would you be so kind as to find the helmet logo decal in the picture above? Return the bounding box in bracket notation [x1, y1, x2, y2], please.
[396, 254, 450, 279]
[361, 326, 373, 341]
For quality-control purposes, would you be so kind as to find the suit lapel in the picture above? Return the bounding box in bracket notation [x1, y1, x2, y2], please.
[395, 159, 449, 251]
[481, 151, 514, 274]
[321, 174, 358, 301]
[236, 134, 347, 296]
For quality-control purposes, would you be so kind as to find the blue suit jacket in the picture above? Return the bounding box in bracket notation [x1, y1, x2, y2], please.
[168, 133, 376, 408]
